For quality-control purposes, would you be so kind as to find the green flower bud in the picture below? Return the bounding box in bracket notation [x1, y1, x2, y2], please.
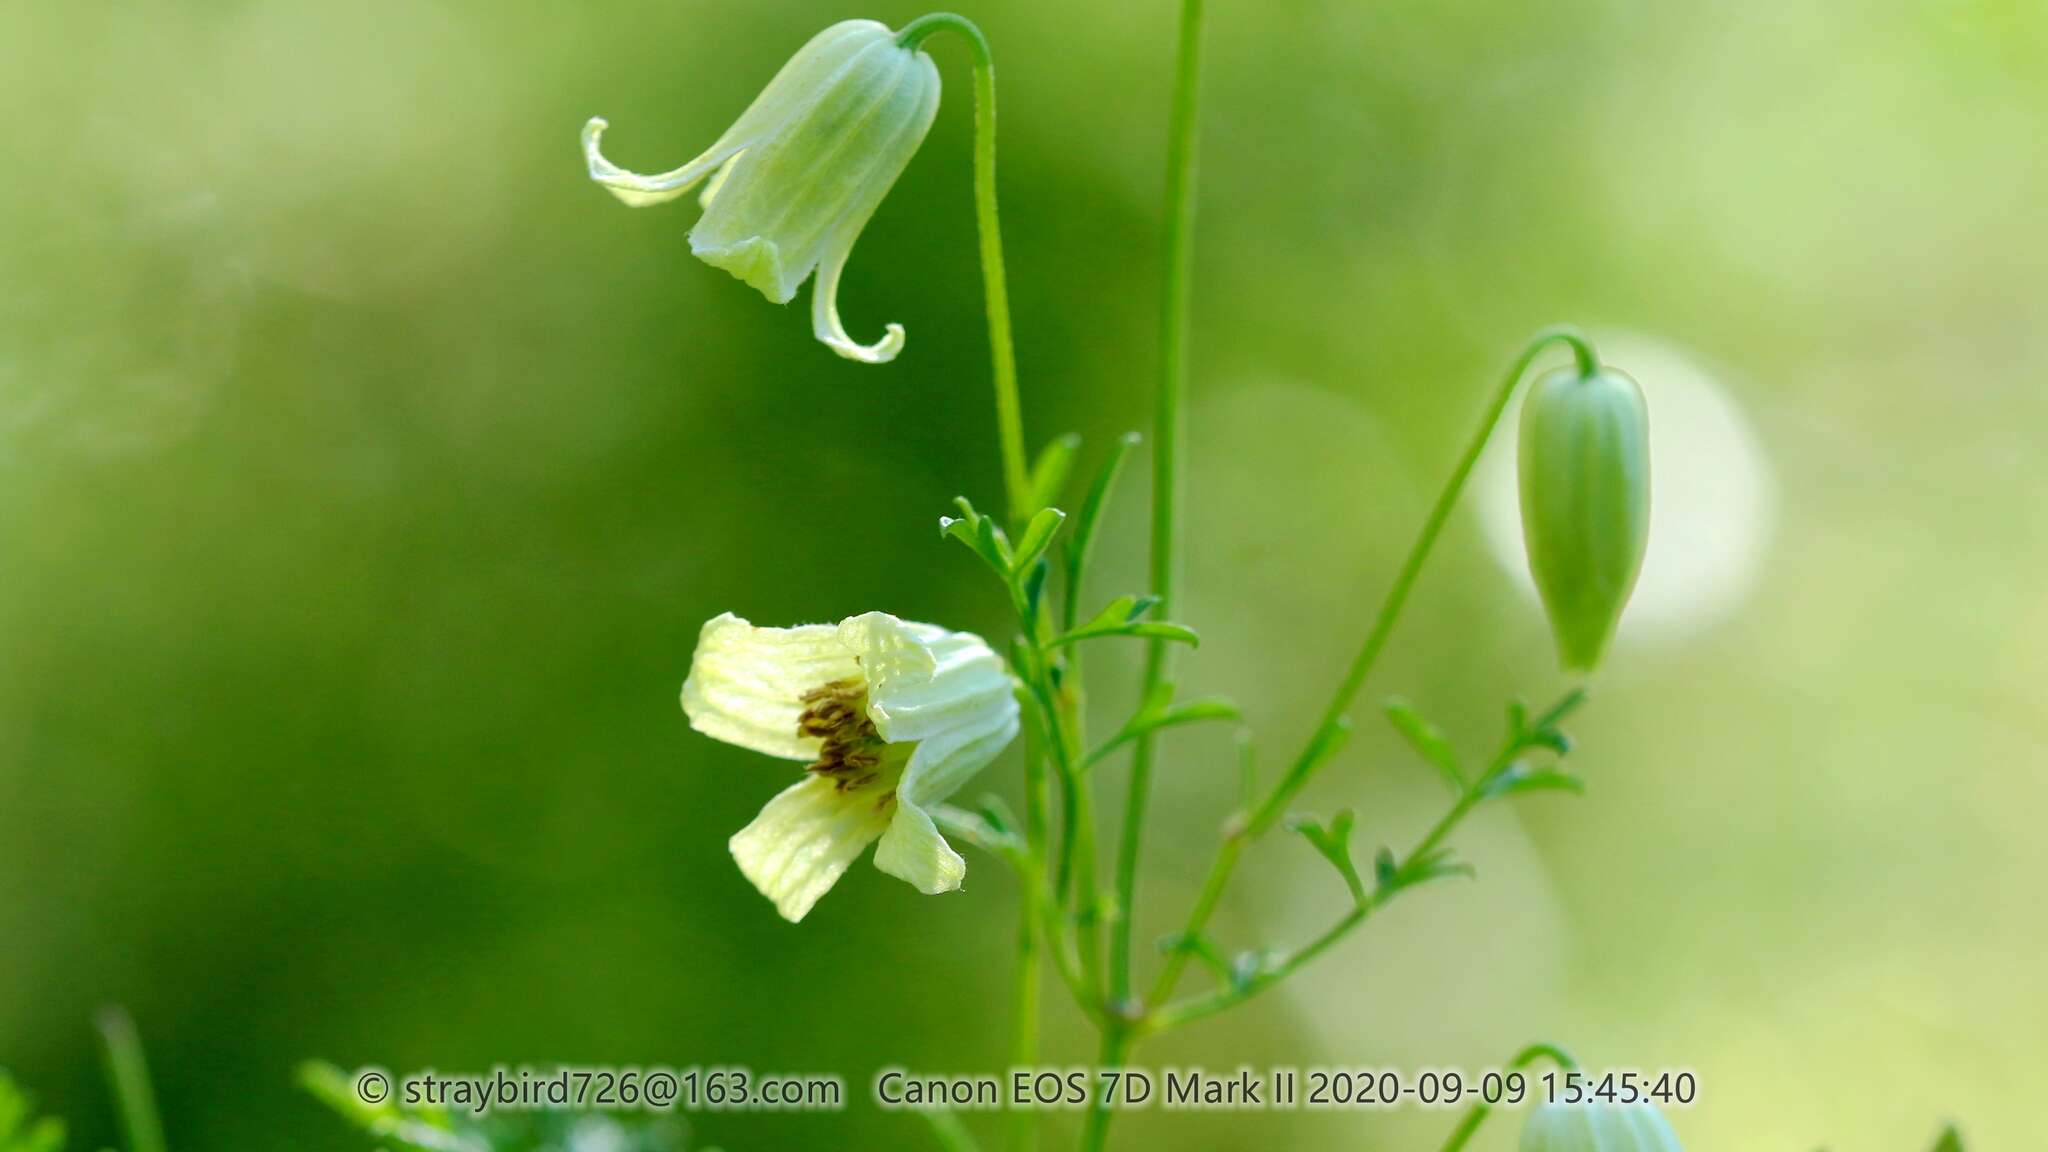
[1520, 1101, 1685, 1152]
[583, 20, 942, 363]
[1518, 364, 1651, 672]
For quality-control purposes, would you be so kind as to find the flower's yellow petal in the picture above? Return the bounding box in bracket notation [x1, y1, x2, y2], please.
[833, 612, 938, 714]
[731, 775, 892, 922]
[896, 699, 1019, 811]
[843, 612, 1019, 821]
[680, 612, 860, 761]
[868, 624, 1019, 897]
[582, 21, 883, 209]
[873, 705, 1018, 895]
[871, 790, 965, 896]
[862, 627, 1013, 744]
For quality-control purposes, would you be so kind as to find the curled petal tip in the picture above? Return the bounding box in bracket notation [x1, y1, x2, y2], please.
[581, 115, 713, 208]
[813, 243, 906, 363]
[824, 322, 907, 365]
[580, 116, 611, 171]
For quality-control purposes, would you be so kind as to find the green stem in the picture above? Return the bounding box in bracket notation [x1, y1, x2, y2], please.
[1436, 1044, 1579, 1152]
[1078, 1025, 1132, 1152]
[1009, 734, 1049, 1152]
[1148, 326, 1598, 1007]
[897, 14, 1031, 525]
[97, 1006, 167, 1152]
[1111, 0, 1209, 1019]
[1023, 670, 1105, 1010]
[901, 16, 1037, 1144]
[1068, 727, 1106, 1000]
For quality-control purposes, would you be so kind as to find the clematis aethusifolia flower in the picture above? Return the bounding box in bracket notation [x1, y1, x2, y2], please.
[681, 611, 1019, 921]
[583, 20, 941, 364]
[1520, 1101, 1685, 1152]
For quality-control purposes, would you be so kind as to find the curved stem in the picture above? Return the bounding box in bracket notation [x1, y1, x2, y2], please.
[898, 13, 1031, 524]
[1264, 326, 1596, 815]
[1147, 326, 1599, 1006]
[1111, 0, 1209, 1019]
[1436, 1043, 1579, 1152]
[903, 17, 1038, 1146]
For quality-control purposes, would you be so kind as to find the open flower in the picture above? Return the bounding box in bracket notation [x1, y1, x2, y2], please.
[681, 611, 1019, 921]
[583, 20, 941, 364]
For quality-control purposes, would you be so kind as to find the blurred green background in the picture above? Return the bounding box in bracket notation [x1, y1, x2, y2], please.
[3, 1, 2044, 1149]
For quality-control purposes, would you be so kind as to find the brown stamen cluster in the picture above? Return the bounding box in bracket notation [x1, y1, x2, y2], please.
[797, 679, 886, 793]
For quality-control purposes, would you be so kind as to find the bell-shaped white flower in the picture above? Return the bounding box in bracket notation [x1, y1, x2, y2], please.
[583, 20, 941, 364]
[681, 611, 1019, 921]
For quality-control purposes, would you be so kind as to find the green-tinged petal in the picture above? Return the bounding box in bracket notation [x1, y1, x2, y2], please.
[872, 792, 965, 895]
[581, 20, 882, 207]
[692, 32, 938, 323]
[833, 612, 938, 706]
[582, 117, 739, 208]
[806, 52, 939, 362]
[896, 699, 1019, 816]
[731, 775, 893, 922]
[862, 627, 1014, 744]
[681, 612, 861, 761]
[689, 34, 905, 301]
[873, 710, 1017, 894]
[698, 150, 743, 210]
[810, 227, 906, 363]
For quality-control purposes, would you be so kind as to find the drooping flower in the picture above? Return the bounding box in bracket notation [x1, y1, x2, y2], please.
[583, 20, 941, 364]
[1518, 363, 1652, 672]
[1520, 1101, 1685, 1152]
[681, 611, 1019, 921]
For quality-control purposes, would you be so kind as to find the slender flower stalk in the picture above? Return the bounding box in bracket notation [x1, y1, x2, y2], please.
[1114, 0, 1208, 1003]
[1436, 1045, 1578, 1152]
[894, 16, 1043, 1148]
[1085, 4, 1210, 1150]
[1147, 327, 1601, 1009]
[895, 14, 1032, 525]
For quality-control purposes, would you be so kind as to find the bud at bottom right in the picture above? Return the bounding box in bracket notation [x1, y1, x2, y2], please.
[1520, 1101, 1685, 1152]
[1518, 366, 1652, 673]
